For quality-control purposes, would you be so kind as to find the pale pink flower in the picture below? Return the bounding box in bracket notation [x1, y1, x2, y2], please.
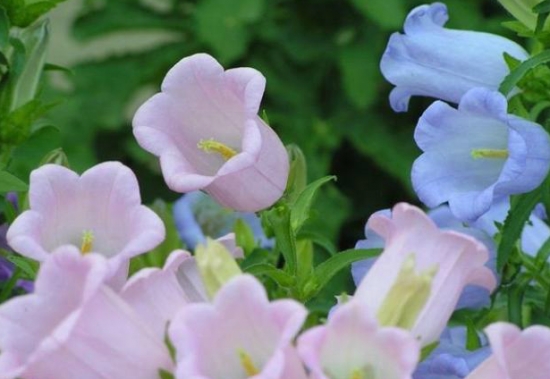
[0, 247, 173, 379]
[354, 203, 497, 346]
[132, 53, 289, 212]
[121, 249, 208, 340]
[7, 162, 165, 284]
[465, 322, 550, 379]
[168, 274, 308, 379]
[298, 300, 420, 379]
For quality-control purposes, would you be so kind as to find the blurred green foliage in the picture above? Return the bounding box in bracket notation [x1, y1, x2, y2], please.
[5, 0, 514, 247]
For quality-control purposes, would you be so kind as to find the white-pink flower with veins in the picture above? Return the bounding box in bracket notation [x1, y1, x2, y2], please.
[132, 53, 289, 212]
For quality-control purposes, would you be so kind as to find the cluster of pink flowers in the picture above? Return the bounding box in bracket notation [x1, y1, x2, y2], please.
[2, 50, 550, 379]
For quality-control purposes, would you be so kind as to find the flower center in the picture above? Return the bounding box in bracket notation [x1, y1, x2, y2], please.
[349, 366, 374, 379]
[377, 254, 437, 329]
[198, 138, 237, 161]
[470, 148, 509, 159]
[238, 350, 259, 377]
[80, 230, 94, 254]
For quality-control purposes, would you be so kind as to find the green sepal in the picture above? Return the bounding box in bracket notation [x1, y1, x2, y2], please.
[420, 341, 439, 361]
[499, 49, 550, 96]
[158, 369, 175, 379]
[265, 204, 297, 276]
[284, 144, 307, 205]
[465, 318, 482, 351]
[233, 218, 256, 257]
[243, 263, 295, 287]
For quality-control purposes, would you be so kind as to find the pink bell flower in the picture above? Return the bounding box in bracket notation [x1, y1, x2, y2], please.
[465, 322, 550, 379]
[354, 203, 497, 346]
[132, 53, 289, 212]
[297, 300, 420, 379]
[168, 274, 308, 379]
[7, 162, 165, 285]
[0, 247, 173, 379]
[121, 249, 209, 340]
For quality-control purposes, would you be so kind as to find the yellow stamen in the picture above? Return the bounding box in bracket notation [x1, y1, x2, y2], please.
[80, 230, 94, 254]
[350, 369, 364, 379]
[348, 366, 374, 379]
[471, 148, 509, 159]
[377, 254, 438, 329]
[238, 350, 259, 376]
[197, 138, 237, 161]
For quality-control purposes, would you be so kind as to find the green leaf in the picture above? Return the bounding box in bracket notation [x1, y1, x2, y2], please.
[304, 248, 382, 300]
[243, 263, 295, 287]
[533, 1, 550, 14]
[499, 50, 550, 96]
[284, 144, 307, 205]
[0, 170, 27, 192]
[1, 0, 67, 27]
[497, 188, 542, 271]
[297, 230, 337, 256]
[290, 175, 336, 233]
[535, 235, 550, 270]
[5, 253, 38, 279]
[349, 0, 406, 29]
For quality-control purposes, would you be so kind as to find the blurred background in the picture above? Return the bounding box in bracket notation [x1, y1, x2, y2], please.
[42, 0, 513, 249]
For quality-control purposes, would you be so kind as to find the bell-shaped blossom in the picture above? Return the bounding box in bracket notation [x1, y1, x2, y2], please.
[0, 246, 173, 379]
[412, 88, 550, 223]
[133, 53, 289, 212]
[381, 2, 528, 112]
[173, 191, 273, 251]
[168, 274, 308, 379]
[354, 203, 497, 346]
[298, 300, 420, 379]
[414, 326, 491, 379]
[121, 249, 208, 340]
[352, 206, 496, 311]
[497, 0, 544, 30]
[6, 162, 165, 284]
[465, 322, 550, 379]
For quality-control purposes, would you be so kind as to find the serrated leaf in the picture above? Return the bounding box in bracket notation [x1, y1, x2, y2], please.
[304, 248, 382, 300]
[290, 175, 336, 233]
[0, 100, 57, 146]
[1, 0, 67, 27]
[497, 188, 542, 271]
[349, 0, 406, 30]
[499, 49, 550, 96]
[0, 170, 27, 192]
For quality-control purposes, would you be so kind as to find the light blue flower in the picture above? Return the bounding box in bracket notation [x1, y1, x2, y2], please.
[380, 2, 528, 112]
[173, 191, 273, 250]
[413, 327, 491, 379]
[412, 88, 550, 223]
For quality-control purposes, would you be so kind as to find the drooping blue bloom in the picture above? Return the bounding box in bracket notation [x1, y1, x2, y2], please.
[173, 191, 273, 250]
[352, 205, 496, 310]
[380, 2, 528, 112]
[412, 88, 550, 223]
[413, 327, 491, 379]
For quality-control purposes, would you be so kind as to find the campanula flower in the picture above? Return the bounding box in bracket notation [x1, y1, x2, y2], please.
[381, 2, 528, 112]
[414, 327, 491, 379]
[168, 274, 308, 379]
[133, 53, 289, 212]
[412, 88, 550, 223]
[6, 162, 165, 286]
[298, 300, 420, 379]
[354, 203, 496, 346]
[173, 191, 273, 251]
[0, 247, 173, 379]
[352, 206, 497, 311]
[465, 323, 550, 379]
